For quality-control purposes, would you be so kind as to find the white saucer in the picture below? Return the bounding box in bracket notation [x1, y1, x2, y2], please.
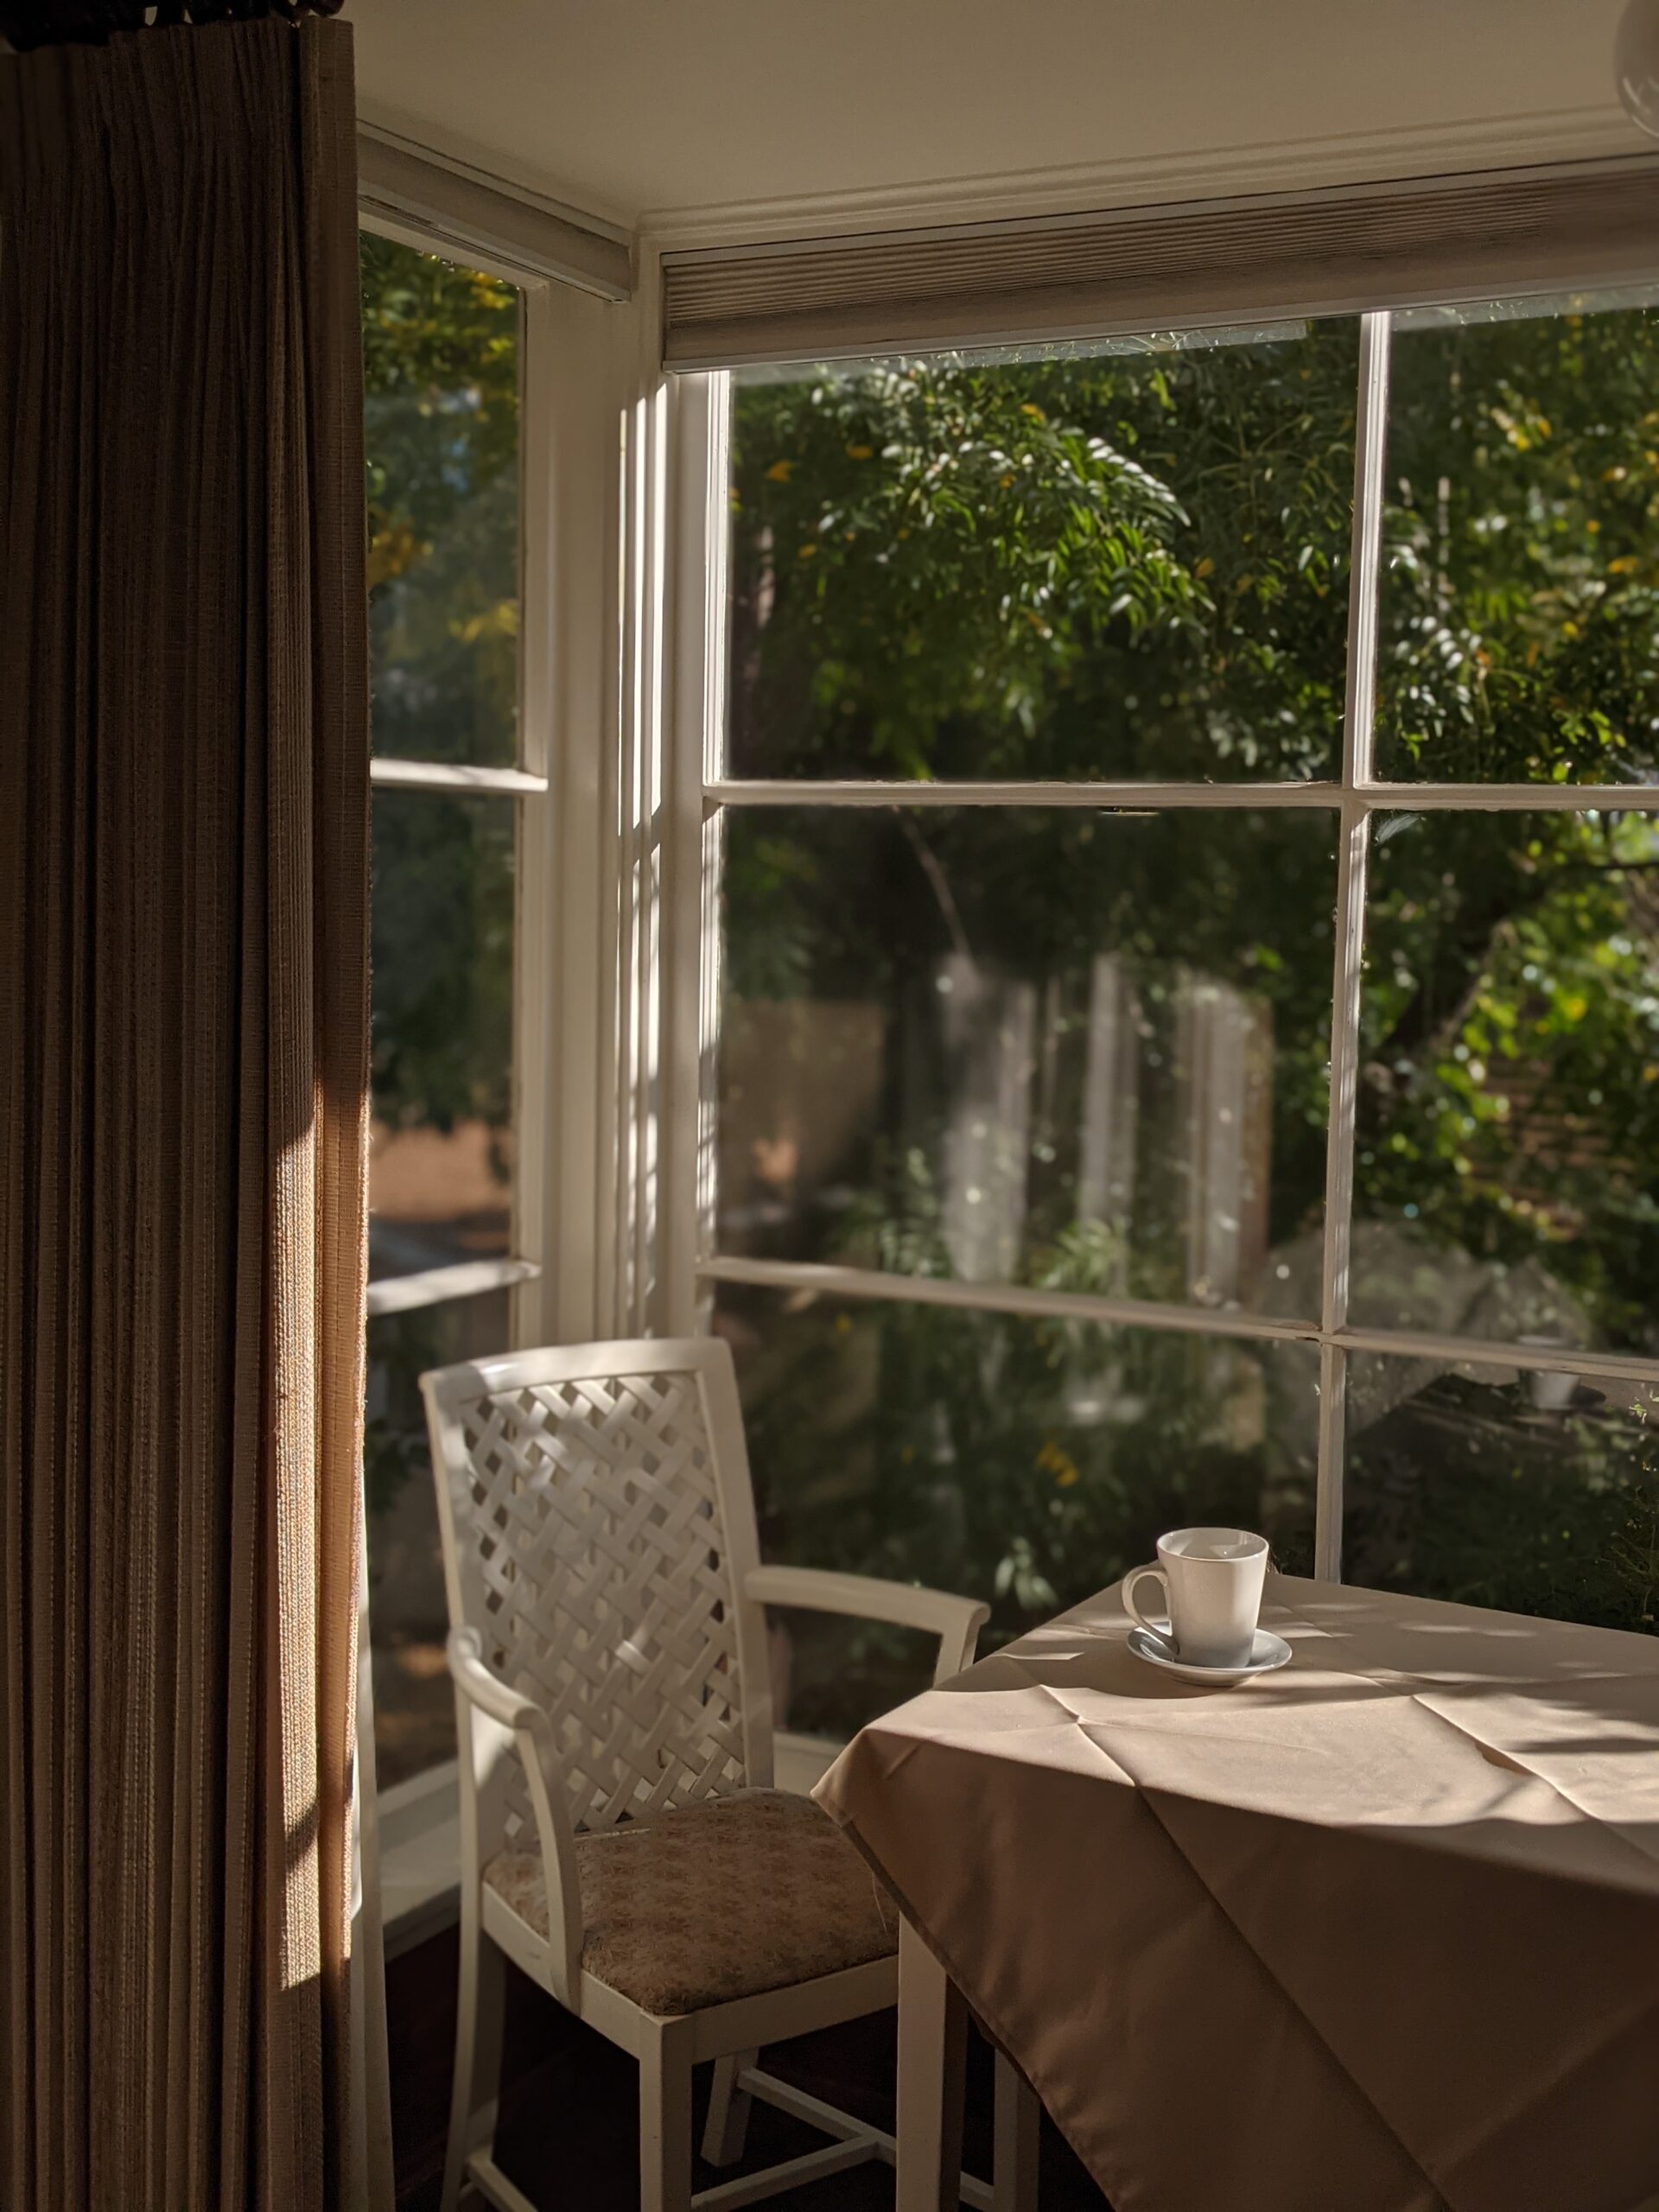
[1127, 1624, 1293, 1685]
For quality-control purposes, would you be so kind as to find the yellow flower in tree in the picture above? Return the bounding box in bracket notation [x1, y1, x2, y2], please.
[1036, 1438, 1080, 1488]
[766, 459, 794, 483]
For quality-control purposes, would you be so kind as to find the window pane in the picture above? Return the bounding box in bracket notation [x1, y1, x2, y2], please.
[1344, 1352, 1659, 1635]
[370, 790, 513, 1281]
[1351, 810, 1659, 1357]
[362, 233, 521, 767]
[728, 321, 1360, 783]
[367, 1288, 512, 1787]
[718, 1283, 1317, 1738]
[1376, 290, 1659, 785]
[719, 807, 1334, 1313]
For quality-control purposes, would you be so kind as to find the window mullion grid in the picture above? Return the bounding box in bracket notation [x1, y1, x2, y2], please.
[1314, 309, 1393, 1581]
[695, 377, 734, 1319]
[613, 397, 647, 1333]
[702, 308, 1659, 1587]
[365, 1255, 541, 1320]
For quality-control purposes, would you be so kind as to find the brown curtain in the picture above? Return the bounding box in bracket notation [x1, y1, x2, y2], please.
[0, 16, 369, 2208]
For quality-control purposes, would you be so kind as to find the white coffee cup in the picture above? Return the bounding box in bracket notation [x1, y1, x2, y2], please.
[1124, 1528, 1269, 1669]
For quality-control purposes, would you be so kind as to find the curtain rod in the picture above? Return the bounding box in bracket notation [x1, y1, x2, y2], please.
[0, 0, 341, 51]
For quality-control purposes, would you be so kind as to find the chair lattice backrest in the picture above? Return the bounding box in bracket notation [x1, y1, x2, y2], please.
[424, 1341, 770, 1844]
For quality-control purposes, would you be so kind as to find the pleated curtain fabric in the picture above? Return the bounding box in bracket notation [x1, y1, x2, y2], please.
[0, 18, 370, 2208]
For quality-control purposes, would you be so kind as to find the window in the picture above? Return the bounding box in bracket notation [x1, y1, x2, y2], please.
[701, 297, 1659, 1732]
[361, 232, 536, 1790]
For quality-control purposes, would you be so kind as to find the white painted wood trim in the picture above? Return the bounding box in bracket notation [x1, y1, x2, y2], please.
[701, 1255, 1659, 1386]
[745, 1564, 988, 1684]
[706, 774, 1659, 812]
[1335, 1325, 1659, 1386]
[700, 1253, 1322, 1344]
[369, 758, 548, 796]
[662, 370, 733, 1335]
[608, 249, 677, 1337]
[358, 123, 633, 299]
[706, 777, 1342, 810]
[511, 284, 556, 1348]
[1353, 780, 1659, 810]
[1313, 309, 1391, 1580]
[641, 109, 1641, 252]
[365, 1257, 540, 1319]
[537, 277, 637, 1344]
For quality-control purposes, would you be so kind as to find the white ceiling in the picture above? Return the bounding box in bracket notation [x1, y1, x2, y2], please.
[351, 0, 1643, 244]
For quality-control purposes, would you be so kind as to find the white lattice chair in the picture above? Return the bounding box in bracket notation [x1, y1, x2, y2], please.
[423, 1336, 1014, 2212]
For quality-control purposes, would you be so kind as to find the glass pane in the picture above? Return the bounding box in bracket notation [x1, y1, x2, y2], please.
[370, 790, 513, 1281]
[728, 321, 1360, 783]
[719, 807, 1335, 1314]
[362, 233, 521, 766]
[1377, 289, 1659, 784]
[367, 1288, 512, 1787]
[717, 1283, 1318, 1738]
[1344, 1352, 1659, 1635]
[1351, 810, 1659, 1357]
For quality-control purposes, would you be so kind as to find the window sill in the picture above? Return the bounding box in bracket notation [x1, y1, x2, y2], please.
[378, 1732, 848, 1958]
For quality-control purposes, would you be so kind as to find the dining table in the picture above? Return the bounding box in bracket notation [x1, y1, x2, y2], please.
[813, 1571, 1659, 2212]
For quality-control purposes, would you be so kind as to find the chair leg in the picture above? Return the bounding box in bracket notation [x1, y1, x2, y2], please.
[701, 2047, 758, 2167]
[639, 2021, 695, 2212]
[442, 1904, 507, 2212]
[993, 2052, 1040, 2212]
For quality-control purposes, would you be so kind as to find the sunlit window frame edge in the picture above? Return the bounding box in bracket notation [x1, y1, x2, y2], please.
[353, 193, 584, 2208]
[365, 1255, 542, 1320]
[703, 779, 1659, 813]
[370, 758, 549, 797]
[695, 1255, 1659, 1391]
[357, 209, 578, 1976]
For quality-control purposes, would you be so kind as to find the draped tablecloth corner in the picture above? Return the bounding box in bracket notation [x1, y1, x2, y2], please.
[814, 1573, 1659, 2212]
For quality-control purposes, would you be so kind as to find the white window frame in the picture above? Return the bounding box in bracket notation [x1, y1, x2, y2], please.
[355, 217, 650, 1951]
[360, 219, 550, 1336]
[343, 149, 1659, 2198]
[666, 309, 1659, 1589]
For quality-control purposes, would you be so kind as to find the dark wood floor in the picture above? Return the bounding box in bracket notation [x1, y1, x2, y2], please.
[389, 1924, 1112, 2210]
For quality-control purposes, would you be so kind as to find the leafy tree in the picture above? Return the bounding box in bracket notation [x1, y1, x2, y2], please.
[352, 255, 1659, 1707]
[361, 234, 518, 1147]
[361, 237, 520, 1545]
[721, 311, 1659, 1696]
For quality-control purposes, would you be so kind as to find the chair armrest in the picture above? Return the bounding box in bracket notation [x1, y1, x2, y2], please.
[448, 1626, 544, 1732]
[446, 1629, 584, 2007]
[745, 1564, 990, 1684]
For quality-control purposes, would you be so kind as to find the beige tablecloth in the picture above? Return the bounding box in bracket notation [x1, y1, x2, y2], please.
[815, 1574, 1659, 2212]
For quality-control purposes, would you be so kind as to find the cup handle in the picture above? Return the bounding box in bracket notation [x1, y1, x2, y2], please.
[1124, 1566, 1171, 1643]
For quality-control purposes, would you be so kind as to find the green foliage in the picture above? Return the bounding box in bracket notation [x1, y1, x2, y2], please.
[1379, 305, 1659, 781]
[362, 232, 519, 754]
[730, 327, 1359, 781]
[722, 306, 1659, 1675]
[1348, 1376, 1659, 1631]
[370, 791, 513, 1140]
[362, 235, 519, 1140]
